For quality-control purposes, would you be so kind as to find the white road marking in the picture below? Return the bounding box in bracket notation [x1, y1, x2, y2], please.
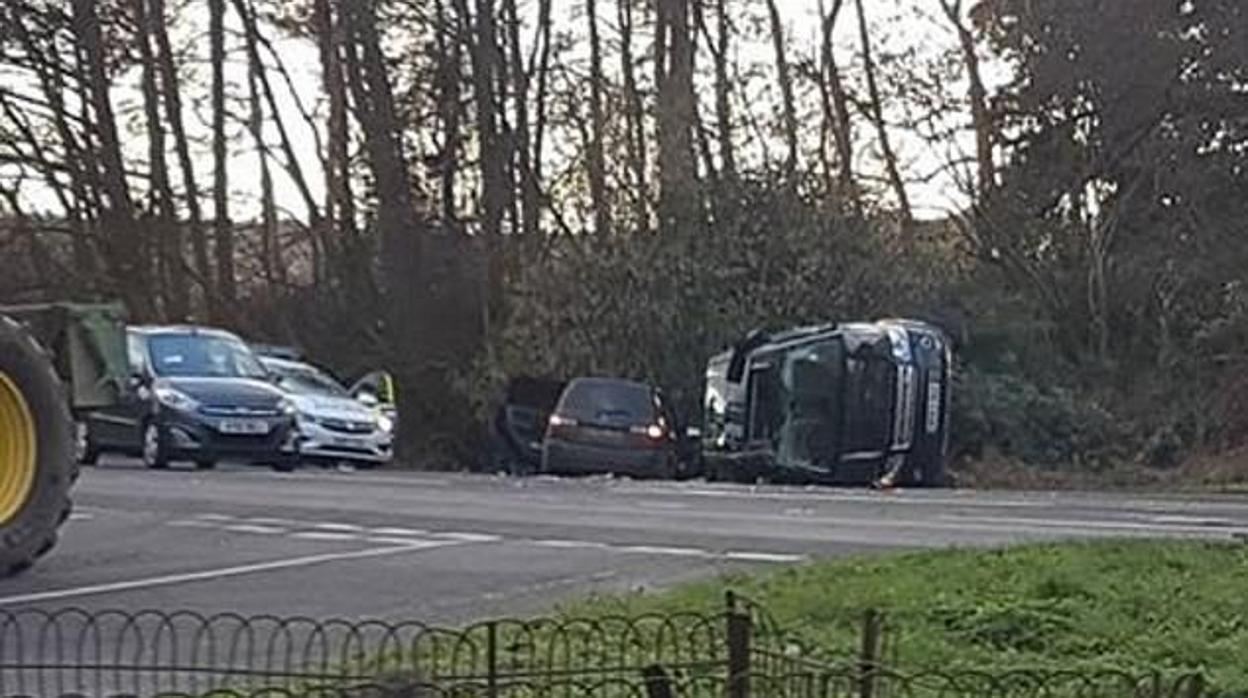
[370, 526, 429, 537]
[291, 531, 361, 542]
[722, 551, 807, 563]
[1151, 515, 1234, 527]
[68, 513, 94, 521]
[429, 532, 502, 543]
[192, 513, 234, 521]
[529, 539, 612, 550]
[363, 537, 454, 548]
[310, 522, 366, 532]
[243, 517, 301, 527]
[617, 545, 710, 558]
[0, 545, 438, 606]
[223, 524, 287, 535]
[941, 514, 1248, 536]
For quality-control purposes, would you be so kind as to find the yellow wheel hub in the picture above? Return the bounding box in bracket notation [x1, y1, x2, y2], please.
[0, 371, 37, 525]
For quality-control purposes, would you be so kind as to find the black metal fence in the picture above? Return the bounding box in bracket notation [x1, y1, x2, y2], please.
[0, 594, 1204, 698]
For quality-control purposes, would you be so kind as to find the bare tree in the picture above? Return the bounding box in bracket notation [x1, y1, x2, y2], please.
[135, 0, 188, 318]
[708, 0, 736, 182]
[151, 0, 213, 308]
[210, 0, 235, 310]
[938, 0, 994, 196]
[764, 0, 798, 181]
[853, 0, 911, 226]
[617, 0, 647, 225]
[586, 0, 609, 234]
[655, 0, 698, 233]
[71, 0, 151, 317]
[818, 0, 858, 208]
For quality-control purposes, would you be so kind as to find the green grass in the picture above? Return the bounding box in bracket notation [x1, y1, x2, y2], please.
[551, 540, 1248, 693]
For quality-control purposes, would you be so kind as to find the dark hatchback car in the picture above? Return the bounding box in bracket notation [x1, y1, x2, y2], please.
[78, 326, 298, 471]
[541, 377, 684, 479]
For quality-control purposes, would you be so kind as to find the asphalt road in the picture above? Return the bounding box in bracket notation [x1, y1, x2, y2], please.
[5, 459, 1248, 623]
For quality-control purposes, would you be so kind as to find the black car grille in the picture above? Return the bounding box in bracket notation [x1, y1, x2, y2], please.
[319, 417, 375, 434]
[201, 405, 282, 417]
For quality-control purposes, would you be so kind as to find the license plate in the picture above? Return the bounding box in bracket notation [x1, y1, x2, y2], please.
[925, 382, 942, 434]
[332, 437, 362, 447]
[219, 419, 270, 435]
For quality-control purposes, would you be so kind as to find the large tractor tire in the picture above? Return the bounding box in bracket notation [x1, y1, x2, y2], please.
[0, 314, 74, 577]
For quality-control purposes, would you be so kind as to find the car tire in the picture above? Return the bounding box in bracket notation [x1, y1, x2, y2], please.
[194, 459, 217, 471]
[75, 419, 100, 466]
[270, 459, 297, 473]
[141, 422, 170, 470]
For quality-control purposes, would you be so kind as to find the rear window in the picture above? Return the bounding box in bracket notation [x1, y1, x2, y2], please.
[559, 380, 655, 421]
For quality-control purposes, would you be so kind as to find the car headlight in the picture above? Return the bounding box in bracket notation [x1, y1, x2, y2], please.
[377, 414, 394, 434]
[154, 386, 199, 412]
[279, 398, 298, 416]
[886, 326, 913, 363]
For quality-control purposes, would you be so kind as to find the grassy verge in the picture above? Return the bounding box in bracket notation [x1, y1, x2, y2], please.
[552, 540, 1248, 691]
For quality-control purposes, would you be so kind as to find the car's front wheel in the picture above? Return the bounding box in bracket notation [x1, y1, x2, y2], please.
[141, 422, 170, 470]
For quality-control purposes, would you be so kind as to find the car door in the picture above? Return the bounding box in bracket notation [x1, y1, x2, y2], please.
[91, 332, 150, 449]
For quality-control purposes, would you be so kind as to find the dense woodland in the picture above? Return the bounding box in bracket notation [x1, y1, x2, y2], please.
[0, 0, 1244, 476]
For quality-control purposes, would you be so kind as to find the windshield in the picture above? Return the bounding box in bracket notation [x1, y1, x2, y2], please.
[559, 380, 655, 423]
[147, 334, 268, 380]
[268, 363, 349, 398]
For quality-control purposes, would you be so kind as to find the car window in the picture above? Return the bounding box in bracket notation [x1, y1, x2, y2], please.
[126, 333, 148, 375]
[270, 363, 348, 397]
[559, 381, 655, 422]
[148, 334, 268, 380]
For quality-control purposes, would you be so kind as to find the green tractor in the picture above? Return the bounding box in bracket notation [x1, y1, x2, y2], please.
[0, 303, 128, 576]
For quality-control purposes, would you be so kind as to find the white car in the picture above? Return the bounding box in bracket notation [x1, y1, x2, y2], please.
[260, 356, 394, 468]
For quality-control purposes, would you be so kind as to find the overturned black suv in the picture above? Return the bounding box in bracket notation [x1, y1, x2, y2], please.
[700, 319, 951, 486]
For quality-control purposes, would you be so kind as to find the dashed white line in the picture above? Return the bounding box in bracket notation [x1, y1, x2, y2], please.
[529, 539, 611, 550]
[223, 524, 287, 535]
[723, 551, 807, 563]
[0, 544, 437, 606]
[617, 545, 711, 558]
[192, 513, 234, 521]
[370, 526, 430, 537]
[310, 522, 367, 532]
[363, 537, 456, 549]
[167, 519, 222, 529]
[68, 513, 94, 522]
[429, 532, 502, 543]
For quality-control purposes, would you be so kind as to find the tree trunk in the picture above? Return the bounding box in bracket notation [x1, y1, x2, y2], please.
[136, 0, 188, 319]
[617, 0, 647, 227]
[853, 0, 911, 226]
[764, 0, 798, 182]
[432, 0, 463, 226]
[71, 0, 151, 318]
[210, 0, 235, 312]
[586, 0, 609, 234]
[502, 0, 535, 238]
[246, 9, 279, 289]
[938, 0, 994, 196]
[710, 0, 736, 183]
[818, 0, 858, 207]
[655, 0, 698, 235]
[151, 0, 212, 311]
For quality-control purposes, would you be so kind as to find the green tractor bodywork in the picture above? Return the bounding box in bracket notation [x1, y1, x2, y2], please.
[0, 302, 130, 412]
[0, 302, 128, 575]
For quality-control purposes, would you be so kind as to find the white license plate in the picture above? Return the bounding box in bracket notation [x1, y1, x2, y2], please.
[925, 382, 942, 434]
[219, 419, 270, 435]
[331, 437, 362, 447]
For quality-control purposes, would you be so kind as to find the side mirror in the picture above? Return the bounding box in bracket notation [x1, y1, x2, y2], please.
[127, 373, 146, 390]
[356, 390, 379, 407]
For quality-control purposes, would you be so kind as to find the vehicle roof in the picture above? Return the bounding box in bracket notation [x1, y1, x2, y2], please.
[259, 355, 316, 371]
[129, 324, 242, 340]
[565, 376, 654, 390]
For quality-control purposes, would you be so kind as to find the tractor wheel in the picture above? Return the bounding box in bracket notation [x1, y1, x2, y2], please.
[0, 314, 74, 577]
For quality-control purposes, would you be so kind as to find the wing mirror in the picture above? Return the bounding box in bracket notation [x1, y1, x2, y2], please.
[356, 390, 379, 407]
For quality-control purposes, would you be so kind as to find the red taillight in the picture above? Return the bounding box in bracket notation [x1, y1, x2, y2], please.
[547, 414, 578, 438]
[630, 424, 666, 440]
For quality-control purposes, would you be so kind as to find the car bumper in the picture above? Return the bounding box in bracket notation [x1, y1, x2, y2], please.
[542, 439, 667, 477]
[161, 410, 297, 461]
[296, 420, 394, 465]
